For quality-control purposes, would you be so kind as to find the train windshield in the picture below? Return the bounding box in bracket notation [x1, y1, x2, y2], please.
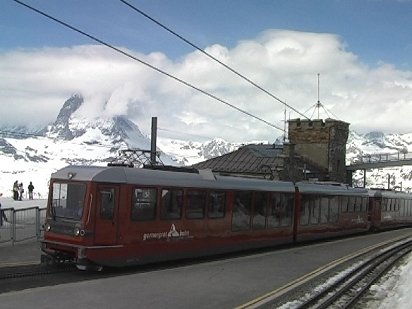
[51, 182, 86, 220]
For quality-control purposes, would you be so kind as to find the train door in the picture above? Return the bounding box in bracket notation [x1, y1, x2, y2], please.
[369, 196, 382, 229]
[94, 185, 119, 244]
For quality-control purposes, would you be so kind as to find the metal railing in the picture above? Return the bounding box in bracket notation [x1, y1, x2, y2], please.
[351, 151, 412, 165]
[0, 206, 46, 245]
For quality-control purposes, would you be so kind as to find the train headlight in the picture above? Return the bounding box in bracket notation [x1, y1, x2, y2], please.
[74, 227, 80, 236]
[74, 228, 85, 237]
[44, 223, 51, 232]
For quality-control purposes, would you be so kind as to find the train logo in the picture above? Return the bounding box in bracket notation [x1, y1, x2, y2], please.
[143, 224, 191, 241]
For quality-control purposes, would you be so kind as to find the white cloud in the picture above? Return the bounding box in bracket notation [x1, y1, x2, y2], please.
[1, 29, 412, 142]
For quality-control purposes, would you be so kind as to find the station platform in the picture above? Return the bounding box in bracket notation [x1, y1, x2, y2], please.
[0, 241, 42, 268]
[0, 229, 411, 309]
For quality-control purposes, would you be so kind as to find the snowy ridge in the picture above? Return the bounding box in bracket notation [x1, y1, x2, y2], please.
[1, 94, 412, 197]
[157, 137, 242, 166]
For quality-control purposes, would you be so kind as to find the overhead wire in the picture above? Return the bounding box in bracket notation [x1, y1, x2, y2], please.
[12, 0, 285, 133]
[119, 0, 310, 121]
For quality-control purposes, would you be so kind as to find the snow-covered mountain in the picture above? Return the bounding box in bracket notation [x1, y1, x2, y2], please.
[1, 94, 412, 198]
[157, 138, 242, 166]
[0, 94, 240, 197]
[347, 131, 412, 190]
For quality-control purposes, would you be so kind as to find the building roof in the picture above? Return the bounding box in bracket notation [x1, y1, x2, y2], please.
[193, 144, 283, 175]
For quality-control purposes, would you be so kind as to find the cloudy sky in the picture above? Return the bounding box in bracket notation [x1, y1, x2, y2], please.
[1, 0, 412, 143]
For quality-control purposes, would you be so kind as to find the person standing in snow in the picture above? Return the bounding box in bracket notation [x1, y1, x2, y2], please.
[18, 183, 24, 201]
[13, 181, 19, 201]
[28, 181, 34, 200]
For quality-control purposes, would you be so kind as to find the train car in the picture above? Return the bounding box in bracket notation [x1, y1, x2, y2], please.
[42, 164, 412, 270]
[41, 165, 298, 270]
[295, 182, 370, 242]
[368, 189, 412, 231]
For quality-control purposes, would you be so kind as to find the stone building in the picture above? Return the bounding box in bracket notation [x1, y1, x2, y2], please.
[194, 118, 350, 183]
[286, 118, 349, 183]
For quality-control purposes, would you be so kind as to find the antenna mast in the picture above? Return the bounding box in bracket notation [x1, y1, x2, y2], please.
[317, 73, 321, 119]
[283, 102, 286, 142]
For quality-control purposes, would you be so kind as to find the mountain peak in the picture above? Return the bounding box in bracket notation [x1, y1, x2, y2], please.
[56, 94, 83, 123]
[47, 94, 84, 139]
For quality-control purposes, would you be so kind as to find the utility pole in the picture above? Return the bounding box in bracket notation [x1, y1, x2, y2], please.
[387, 173, 391, 190]
[150, 117, 157, 165]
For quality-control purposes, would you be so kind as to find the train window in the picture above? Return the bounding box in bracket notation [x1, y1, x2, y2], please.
[132, 188, 157, 221]
[310, 196, 320, 224]
[232, 191, 252, 231]
[51, 182, 86, 220]
[329, 196, 339, 223]
[401, 200, 405, 216]
[347, 197, 355, 212]
[186, 190, 206, 219]
[341, 196, 349, 213]
[299, 194, 311, 226]
[100, 189, 115, 220]
[382, 198, 388, 212]
[268, 192, 282, 228]
[361, 197, 368, 212]
[160, 189, 183, 220]
[354, 197, 362, 212]
[208, 191, 226, 218]
[280, 194, 293, 227]
[253, 192, 267, 229]
[320, 197, 329, 223]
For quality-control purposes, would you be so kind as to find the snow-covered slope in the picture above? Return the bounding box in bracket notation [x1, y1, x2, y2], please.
[0, 94, 159, 197]
[0, 95, 245, 197]
[157, 137, 241, 166]
[347, 131, 412, 190]
[1, 94, 412, 198]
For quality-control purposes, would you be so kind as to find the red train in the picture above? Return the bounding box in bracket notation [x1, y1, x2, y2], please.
[41, 165, 412, 270]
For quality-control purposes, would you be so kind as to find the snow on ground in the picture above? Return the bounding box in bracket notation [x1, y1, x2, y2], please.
[0, 135, 110, 199]
[365, 252, 412, 309]
[0, 197, 47, 210]
[276, 251, 412, 308]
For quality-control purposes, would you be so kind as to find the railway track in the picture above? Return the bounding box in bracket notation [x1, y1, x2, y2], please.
[0, 263, 76, 280]
[287, 238, 412, 309]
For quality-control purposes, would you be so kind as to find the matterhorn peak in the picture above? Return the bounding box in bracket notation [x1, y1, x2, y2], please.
[46, 94, 84, 139]
[55, 94, 83, 124]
